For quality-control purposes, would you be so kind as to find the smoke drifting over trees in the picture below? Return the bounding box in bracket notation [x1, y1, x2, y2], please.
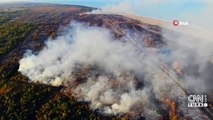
[18, 22, 213, 119]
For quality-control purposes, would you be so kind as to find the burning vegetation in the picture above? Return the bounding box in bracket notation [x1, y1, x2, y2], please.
[0, 3, 213, 120]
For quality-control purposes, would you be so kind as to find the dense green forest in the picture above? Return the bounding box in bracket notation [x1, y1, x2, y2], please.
[0, 21, 33, 56]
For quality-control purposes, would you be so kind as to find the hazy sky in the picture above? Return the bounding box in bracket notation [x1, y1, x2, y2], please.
[0, 0, 207, 21]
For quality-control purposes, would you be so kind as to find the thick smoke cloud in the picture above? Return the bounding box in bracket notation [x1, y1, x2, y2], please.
[19, 23, 147, 84]
[161, 28, 213, 93]
[90, 0, 213, 94]
[17, 0, 213, 119]
[18, 22, 211, 119]
[19, 23, 165, 116]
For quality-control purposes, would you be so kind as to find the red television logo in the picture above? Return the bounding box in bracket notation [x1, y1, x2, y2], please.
[173, 20, 189, 26]
[173, 20, 179, 26]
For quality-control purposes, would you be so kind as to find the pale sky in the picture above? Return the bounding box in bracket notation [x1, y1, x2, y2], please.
[0, 0, 209, 22]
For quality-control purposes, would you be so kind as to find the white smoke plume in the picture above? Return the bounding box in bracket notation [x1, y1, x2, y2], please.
[18, 21, 212, 119]
[18, 23, 172, 116]
[90, 0, 213, 94]
[161, 28, 213, 94]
